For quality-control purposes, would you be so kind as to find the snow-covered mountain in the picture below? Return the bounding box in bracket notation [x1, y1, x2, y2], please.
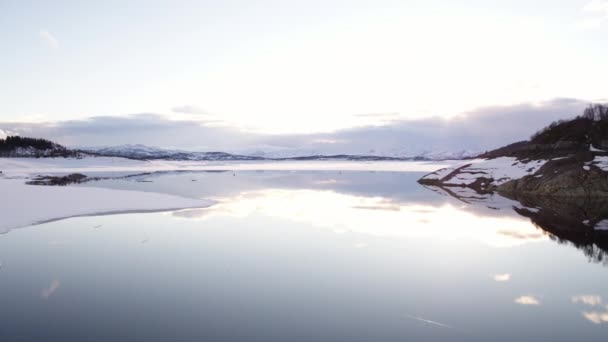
[411, 150, 479, 161]
[82, 144, 264, 161]
[236, 146, 478, 161]
[81, 144, 476, 161]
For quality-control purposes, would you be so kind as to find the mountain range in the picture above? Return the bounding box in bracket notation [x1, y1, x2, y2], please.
[79, 144, 476, 161]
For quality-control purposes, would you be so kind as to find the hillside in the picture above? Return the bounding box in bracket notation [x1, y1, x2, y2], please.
[477, 104, 608, 160]
[0, 136, 81, 158]
[420, 104, 608, 197]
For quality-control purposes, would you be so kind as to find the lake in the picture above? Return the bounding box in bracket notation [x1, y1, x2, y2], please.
[0, 169, 607, 341]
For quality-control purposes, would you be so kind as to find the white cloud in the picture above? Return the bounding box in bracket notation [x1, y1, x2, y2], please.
[515, 296, 540, 305]
[582, 307, 608, 324]
[0, 98, 590, 154]
[572, 295, 603, 306]
[41, 279, 61, 299]
[572, 295, 608, 324]
[492, 273, 511, 282]
[0, 129, 7, 139]
[584, 0, 608, 13]
[579, 1, 608, 28]
[39, 29, 59, 49]
[172, 105, 208, 115]
[577, 17, 605, 29]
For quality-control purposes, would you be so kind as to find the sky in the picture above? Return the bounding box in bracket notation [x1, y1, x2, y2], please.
[1, 0, 607, 153]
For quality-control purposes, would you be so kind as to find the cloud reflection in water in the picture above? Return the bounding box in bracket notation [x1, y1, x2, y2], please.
[173, 189, 546, 248]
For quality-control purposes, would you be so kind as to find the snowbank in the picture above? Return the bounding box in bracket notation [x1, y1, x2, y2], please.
[420, 157, 547, 187]
[588, 156, 608, 172]
[0, 179, 214, 233]
[0, 156, 448, 232]
[0, 157, 447, 177]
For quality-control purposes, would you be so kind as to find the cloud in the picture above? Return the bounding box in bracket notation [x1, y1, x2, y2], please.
[572, 295, 603, 306]
[354, 112, 400, 118]
[492, 273, 511, 282]
[39, 30, 59, 49]
[584, 0, 608, 13]
[0, 129, 7, 139]
[41, 279, 61, 299]
[571, 295, 608, 324]
[0, 113, 259, 150]
[172, 105, 208, 115]
[0, 98, 592, 155]
[577, 17, 605, 29]
[582, 308, 608, 324]
[514, 296, 540, 305]
[579, 1, 608, 28]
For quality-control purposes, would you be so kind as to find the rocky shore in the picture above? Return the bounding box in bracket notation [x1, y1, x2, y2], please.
[419, 107, 608, 197]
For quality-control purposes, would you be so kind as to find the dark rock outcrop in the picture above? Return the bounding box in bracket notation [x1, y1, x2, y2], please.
[497, 154, 608, 197]
[27, 173, 88, 186]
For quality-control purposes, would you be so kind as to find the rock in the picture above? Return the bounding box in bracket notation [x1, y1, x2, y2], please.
[27, 173, 88, 186]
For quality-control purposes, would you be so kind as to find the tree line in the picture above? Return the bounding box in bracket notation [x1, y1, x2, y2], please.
[0, 136, 64, 151]
[530, 104, 608, 141]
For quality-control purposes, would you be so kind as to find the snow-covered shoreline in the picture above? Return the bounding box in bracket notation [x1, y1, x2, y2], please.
[0, 157, 448, 177]
[0, 178, 214, 233]
[419, 157, 547, 188]
[0, 156, 448, 233]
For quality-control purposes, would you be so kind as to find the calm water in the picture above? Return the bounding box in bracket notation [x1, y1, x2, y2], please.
[1, 170, 607, 341]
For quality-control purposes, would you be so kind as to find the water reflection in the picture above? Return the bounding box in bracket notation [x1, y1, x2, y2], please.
[423, 185, 608, 266]
[174, 189, 547, 248]
[508, 195, 608, 265]
[492, 274, 511, 282]
[1, 169, 607, 340]
[41, 279, 61, 299]
[514, 296, 540, 305]
[572, 295, 603, 306]
[76, 170, 608, 264]
[571, 295, 608, 324]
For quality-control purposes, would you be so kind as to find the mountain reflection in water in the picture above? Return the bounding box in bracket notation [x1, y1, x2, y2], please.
[2, 169, 604, 341]
[423, 185, 608, 266]
[79, 170, 608, 265]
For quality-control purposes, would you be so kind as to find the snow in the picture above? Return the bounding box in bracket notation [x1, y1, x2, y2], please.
[0, 178, 214, 233]
[515, 206, 540, 213]
[0, 156, 449, 232]
[83, 144, 479, 161]
[588, 156, 608, 171]
[234, 146, 479, 160]
[424, 167, 455, 180]
[590, 145, 606, 152]
[421, 157, 547, 187]
[0, 157, 446, 177]
[594, 220, 608, 231]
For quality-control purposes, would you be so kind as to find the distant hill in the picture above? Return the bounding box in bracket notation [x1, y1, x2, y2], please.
[82, 145, 266, 161]
[83, 144, 471, 161]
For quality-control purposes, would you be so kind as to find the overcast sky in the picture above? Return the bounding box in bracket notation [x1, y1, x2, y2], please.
[1, 1, 607, 152]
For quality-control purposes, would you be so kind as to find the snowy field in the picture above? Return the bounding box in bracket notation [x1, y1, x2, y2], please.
[0, 178, 214, 233]
[0, 157, 448, 178]
[0, 157, 447, 233]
